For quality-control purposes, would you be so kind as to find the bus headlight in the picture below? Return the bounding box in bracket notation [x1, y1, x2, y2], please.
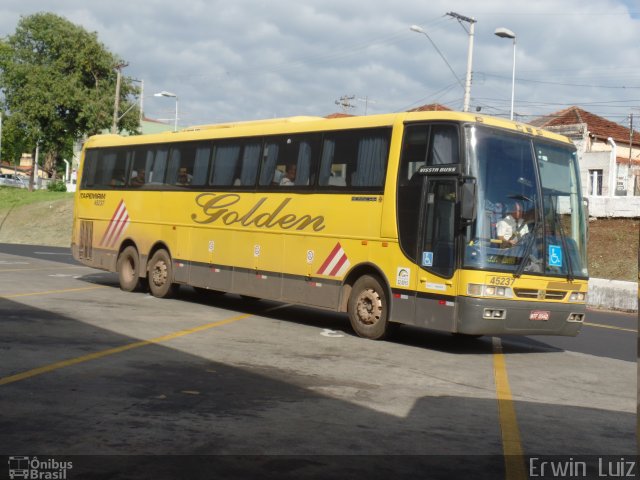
[569, 292, 587, 302]
[467, 283, 513, 298]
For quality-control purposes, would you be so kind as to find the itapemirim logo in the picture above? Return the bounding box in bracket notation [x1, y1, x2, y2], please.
[8, 456, 73, 479]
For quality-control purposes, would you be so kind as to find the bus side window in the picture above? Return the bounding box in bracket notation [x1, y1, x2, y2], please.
[164, 142, 210, 187]
[429, 125, 460, 165]
[319, 136, 348, 188]
[166, 146, 180, 185]
[88, 148, 130, 189]
[320, 129, 389, 190]
[351, 135, 388, 187]
[238, 142, 261, 186]
[81, 150, 99, 188]
[211, 144, 241, 186]
[257, 135, 320, 188]
[192, 144, 211, 186]
[399, 125, 429, 184]
[259, 142, 280, 187]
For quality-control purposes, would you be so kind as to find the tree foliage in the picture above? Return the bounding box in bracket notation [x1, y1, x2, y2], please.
[0, 12, 139, 168]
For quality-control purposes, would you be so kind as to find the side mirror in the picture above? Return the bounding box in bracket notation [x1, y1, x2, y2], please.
[460, 180, 477, 221]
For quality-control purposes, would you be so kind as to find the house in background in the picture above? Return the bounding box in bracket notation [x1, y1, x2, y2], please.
[531, 106, 640, 217]
[0, 153, 52, 189]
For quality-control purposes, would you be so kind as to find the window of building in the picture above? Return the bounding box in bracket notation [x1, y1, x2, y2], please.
[588, 169, 603, 196]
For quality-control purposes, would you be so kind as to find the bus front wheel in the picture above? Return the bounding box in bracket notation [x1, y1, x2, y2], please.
[117, 246, 142, 292]
[148, 249, 178, 298]
[347, 275, 389, 340]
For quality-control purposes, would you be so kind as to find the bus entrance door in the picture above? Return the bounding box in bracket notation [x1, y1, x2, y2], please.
[414, 177, 457, 332]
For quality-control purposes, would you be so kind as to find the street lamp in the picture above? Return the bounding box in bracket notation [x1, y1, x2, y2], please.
[494, 27, 517, 120]
[154, 90, 178, 131]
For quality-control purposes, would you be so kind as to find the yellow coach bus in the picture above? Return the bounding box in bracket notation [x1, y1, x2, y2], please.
[72, 111, 588, 339]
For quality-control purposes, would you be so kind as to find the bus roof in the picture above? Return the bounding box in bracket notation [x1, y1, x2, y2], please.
[85, 111, 574, 149]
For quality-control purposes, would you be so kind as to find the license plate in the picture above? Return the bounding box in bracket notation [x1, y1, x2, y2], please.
[530, 310, 550, 321]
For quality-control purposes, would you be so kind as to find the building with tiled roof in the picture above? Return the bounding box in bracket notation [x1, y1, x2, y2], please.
[532, 107, 640, 216]
[407, 103, 452, 112]
[531, 106, 640, 147]
[324, 112, 356, 119]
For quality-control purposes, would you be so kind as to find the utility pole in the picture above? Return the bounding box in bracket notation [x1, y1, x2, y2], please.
[446, 12, 476, 113]
[335, 95, 356, 113]
[629, 113, 635, 195]
[140, 79, 144, 124]
[111, 61, 129, 134]
[130, 78, 144, 124]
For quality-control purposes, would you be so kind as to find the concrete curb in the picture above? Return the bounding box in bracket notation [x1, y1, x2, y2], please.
[588, 278, 638, 312]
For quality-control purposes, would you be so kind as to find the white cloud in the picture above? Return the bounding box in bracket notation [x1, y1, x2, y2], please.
[1, 0, 639, 126]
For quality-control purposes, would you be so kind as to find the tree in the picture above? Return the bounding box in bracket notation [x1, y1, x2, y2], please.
[0, 12, 140, 187]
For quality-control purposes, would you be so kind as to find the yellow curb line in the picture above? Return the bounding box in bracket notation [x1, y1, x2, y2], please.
[493, 337, 527, 480]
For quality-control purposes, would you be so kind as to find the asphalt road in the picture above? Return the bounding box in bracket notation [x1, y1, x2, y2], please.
[0, 243, 636, 479]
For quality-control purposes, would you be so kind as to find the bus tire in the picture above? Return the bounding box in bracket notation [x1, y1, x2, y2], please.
[348, 274, 389, 340]
[147, 249, 178, 298]
[117, 246, 142, 292]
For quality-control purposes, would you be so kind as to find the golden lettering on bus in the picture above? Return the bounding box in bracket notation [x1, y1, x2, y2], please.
[191, 193, 326, 232]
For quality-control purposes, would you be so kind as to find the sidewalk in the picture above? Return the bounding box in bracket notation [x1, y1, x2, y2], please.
[588, 278, 638, 312]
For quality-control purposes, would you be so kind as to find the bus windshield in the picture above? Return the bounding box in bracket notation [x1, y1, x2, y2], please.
[464, 125, 588, 279]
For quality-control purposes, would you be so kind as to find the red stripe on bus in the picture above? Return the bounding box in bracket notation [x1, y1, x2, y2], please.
[104, 202, 127, 247]
[107, 212, 130, 248]
[317, 242, 342, 274]
[103, 201, 127, 247]
[100, 199, 125, 246]
[329, 253, 348, 276]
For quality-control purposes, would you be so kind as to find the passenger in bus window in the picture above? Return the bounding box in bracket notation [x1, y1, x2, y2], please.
[176, 167, 192, 186]
[279, 163, 296, 186]
[131, 169, 145, 187]
[110, 170, 126, 187]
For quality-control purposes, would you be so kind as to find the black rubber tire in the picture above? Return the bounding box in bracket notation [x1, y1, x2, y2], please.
[147, 249, 179, 298]
[347, 274, 389, 340]
[117, 246, 141, 292]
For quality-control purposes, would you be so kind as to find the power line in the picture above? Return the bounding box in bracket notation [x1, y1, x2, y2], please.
[481, 72, 640, 90]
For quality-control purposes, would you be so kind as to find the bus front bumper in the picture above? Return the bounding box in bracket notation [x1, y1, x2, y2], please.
[456, 296, 585, 336]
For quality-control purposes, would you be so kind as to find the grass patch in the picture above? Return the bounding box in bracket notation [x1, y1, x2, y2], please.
[0, 187, 74, 210]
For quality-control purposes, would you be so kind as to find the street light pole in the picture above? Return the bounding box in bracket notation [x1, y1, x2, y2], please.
[111, 61, 128, 134]
[494, 27, 517, 120]
[154, 91, 179, 131]
[446, 12, 476, 113]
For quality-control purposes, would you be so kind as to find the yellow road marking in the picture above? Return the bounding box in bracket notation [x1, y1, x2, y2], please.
[584, 322, 636, 333]
[0, 313, 252, 387]
[0, 285, 107, 299]
[492, 337, 527, 480]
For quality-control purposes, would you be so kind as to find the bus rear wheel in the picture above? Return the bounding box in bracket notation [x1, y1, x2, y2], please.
[148, 249, 178, 298]
[117, 246, 142, 292]
[348, 274, 389, 340]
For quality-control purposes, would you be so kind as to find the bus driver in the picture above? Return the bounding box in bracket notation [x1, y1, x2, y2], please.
[496, 201, 529, 247]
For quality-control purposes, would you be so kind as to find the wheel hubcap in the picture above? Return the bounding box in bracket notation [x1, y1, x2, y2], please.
[152, 261, 167, 287]
[356, 288, 381, 325]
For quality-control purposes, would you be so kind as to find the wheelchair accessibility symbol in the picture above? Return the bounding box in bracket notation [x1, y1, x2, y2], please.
[548, 245, 563, 267]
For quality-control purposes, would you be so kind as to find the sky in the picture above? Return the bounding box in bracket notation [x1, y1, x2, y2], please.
[2, 0, 639, 129]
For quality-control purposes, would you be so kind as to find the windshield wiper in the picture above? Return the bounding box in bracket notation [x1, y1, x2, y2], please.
[554, 209, 575, 281]
[513, 220, 542, 278]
